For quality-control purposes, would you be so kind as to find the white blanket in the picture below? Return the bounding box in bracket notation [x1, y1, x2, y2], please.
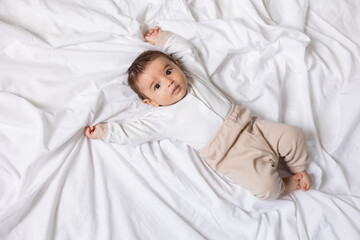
[1, 0, 359, 239]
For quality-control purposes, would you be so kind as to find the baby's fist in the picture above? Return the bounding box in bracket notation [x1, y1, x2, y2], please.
[84, 124, 108, 140]
[144, 26, 162, 45]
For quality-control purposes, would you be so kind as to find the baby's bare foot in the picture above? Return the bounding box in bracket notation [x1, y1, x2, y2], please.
[284, 173, 303, 193]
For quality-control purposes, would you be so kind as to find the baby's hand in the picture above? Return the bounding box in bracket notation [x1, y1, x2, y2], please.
[84, 124, 108, 140]
[144, 26, 162, 45]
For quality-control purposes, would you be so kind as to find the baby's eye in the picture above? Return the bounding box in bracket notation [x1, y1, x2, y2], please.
[166, 69, 172, 75]
[154, 83, 160, 90]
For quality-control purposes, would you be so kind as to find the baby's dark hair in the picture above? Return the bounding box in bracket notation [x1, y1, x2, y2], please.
[127, 50, 177, 100]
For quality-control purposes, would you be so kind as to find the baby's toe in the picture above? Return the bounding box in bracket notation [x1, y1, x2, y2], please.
[300, 182, 308, 192]
[294, 173, 303, 181]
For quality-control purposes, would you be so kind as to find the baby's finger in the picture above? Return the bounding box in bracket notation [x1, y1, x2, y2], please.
[88, 129, 97, 139]
[84, 127, 91, 138]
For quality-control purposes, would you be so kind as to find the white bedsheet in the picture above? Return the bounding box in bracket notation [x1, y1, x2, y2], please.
[1, 0, 359, 239]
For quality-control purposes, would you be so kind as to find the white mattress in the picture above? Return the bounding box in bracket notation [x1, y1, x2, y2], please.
[1, 0, 360, 239]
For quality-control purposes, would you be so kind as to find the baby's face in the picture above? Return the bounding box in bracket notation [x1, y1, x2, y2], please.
[137, 56, 187, 107]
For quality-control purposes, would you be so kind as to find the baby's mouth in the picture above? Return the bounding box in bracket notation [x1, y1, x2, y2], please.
[172, 85, 180, 95]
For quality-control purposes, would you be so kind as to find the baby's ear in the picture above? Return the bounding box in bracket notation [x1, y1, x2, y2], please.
[143, 99, 160, 107]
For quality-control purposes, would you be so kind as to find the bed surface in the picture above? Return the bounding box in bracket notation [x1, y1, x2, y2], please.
[1, 0, 360, 239]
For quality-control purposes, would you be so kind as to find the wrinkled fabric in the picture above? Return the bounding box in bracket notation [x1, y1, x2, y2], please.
[0, 0, 359, 239]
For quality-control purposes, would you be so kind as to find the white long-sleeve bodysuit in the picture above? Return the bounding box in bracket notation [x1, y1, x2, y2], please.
[105, 33, 232, 150]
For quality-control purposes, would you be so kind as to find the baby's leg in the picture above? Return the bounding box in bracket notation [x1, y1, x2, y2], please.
[254, 119, 310, 179]
[253, 119, 311, 194]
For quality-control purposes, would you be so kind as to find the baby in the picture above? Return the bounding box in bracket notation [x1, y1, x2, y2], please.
[85, 27, 311, 200]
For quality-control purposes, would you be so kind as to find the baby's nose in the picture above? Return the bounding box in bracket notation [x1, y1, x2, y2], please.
[167, 79, 174, 87]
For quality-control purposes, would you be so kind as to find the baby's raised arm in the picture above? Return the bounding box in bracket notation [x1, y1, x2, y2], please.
[144, 26, 210, 83]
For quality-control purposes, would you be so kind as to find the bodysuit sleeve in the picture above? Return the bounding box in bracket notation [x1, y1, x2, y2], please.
[104, 114, 167, 146]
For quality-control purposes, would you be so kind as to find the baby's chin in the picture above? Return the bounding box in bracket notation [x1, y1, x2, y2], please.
[160, 93, 187, 106]
[172, 89, 187, 105]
